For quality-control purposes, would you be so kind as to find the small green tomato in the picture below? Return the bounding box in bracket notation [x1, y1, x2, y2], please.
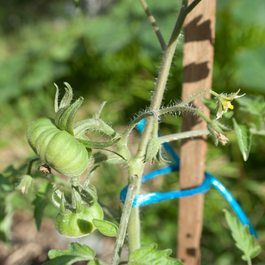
[27, 117, 89, 177]
[55, 202, 104, 238]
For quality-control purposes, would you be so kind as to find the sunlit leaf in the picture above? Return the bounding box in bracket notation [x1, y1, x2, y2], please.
[224, 210, 261, 261]
[32, 181, 53, 230]
[128, 243, 183, 265]
[45, 242, 95, 265]
[232, 118, 252, 161]
[93, 219, 118, 237]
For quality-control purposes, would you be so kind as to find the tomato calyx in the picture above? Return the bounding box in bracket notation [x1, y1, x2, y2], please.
[54, 82, 121, 149]
[52, 179, 104, 238]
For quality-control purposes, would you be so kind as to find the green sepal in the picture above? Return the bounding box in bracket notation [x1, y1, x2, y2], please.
[77, 135, 121, 149]
[144, 113, 169, 164]
[59, 192, 67, 214]
[52, 187, 72, 209]
[207, 124, 219, 146]
[54, 83, 74, 113]
[72, 187, 84, 214]
[73, 119, 99, 138]
[73, 118, 117, 139]
[84, 166, 100, 186]
[79, 183, 98, 206]
[51, 187, 63, 208]
[55, 97, 84, 135]
[54, 83, 59, 113]
[59, 82, 74, 110]
[16, 174, 33, 194]
[94, 101, 107, 119]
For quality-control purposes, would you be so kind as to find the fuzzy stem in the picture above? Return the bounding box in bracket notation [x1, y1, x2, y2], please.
[138, 0, 166, 51]
[159, 129, 209, 144]
[127, 0, 202, 255]
[250, 128, 265, 136]
[111, 184, 135, 265]
[26, 157, 40, 175]
[247, 257, 252, 265]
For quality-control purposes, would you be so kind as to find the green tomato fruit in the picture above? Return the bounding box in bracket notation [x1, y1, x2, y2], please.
[27, 117, 89, 177]
[55, 202, 104, 238]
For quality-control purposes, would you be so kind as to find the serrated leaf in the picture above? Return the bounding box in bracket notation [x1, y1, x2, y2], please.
[44, 242, 95, 265]
[93, 219, 118, 237]
[224, 210, 261, 262]
[32, 182, 53, 230]
[236, 95, 265, 116]
[232, 118, 252, 161]
[128, 244, 183, 265]
[249, 245, 262, 259]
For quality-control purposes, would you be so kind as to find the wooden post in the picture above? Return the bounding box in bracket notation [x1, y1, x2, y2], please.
[177, 1, 216, 265]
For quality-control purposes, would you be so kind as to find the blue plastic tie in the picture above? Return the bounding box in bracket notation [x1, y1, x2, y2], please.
[120, 119, 258, 238]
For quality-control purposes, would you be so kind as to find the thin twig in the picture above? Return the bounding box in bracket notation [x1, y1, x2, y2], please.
[186, 0, 202, 14]
[159, 129, 209, 144]
[138, 0, 166, 51]
[111, 184, 135, 265]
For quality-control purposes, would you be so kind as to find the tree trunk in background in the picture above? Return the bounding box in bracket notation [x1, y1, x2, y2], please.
[177, 1, 216, 265]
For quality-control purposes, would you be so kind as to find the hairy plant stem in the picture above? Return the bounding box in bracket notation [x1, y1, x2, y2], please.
[111, 184, 135, 265]
[26, 157, 40, 175]
[138, 0, 166, 51]
[127, 0, 202, 254]
[159, 129, 209, 144]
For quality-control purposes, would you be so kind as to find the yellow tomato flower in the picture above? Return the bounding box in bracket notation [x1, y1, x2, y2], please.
[216, 89, 245, 119]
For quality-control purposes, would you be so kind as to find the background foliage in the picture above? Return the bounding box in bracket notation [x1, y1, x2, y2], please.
[0, 0, 264, 264]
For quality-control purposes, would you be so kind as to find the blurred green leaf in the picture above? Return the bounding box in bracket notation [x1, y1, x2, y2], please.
[224, 210, 261, 261]
[232, 118, 252, 161]
[234, 46, 265, 92]
[202, 97, 217, 112]
[236, 95, 265, 116]
[32, 181, 53, 230]
[128, 243, 183, 265]
[46, 242, 95, 265]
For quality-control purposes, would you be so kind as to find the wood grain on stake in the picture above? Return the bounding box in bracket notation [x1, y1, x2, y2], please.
[177, 1, 216, 264]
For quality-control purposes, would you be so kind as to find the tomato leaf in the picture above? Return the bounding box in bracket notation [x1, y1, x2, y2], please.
[44, 242, 95, 265]
[232, 118, 252, 161]
[87, 258, 109, 265]
[93, 219, 118, 237]
[224, 210, 261, 261]
[128, 243, 183, 265]
[236, 95, 265, 116]
[32, 181, 53, 230]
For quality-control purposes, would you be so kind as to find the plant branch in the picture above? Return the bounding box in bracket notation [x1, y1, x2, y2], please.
[138, 0, 166, 51]
[250, 128, 265, 136]
[26, 157, 40, 175]
[186, 0, 202, 14]
[159, 129, 209, 144]
[111, 184, 135, 265]
[126, 0, 202, 255]
[136, 0, 202, 158]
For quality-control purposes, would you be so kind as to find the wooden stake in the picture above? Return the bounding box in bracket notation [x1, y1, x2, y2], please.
[177, 1, 216, 264]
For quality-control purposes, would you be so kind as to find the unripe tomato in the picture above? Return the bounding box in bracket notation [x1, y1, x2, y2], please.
[55, 202, 104, 238]
[27, 117, 89, 177]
